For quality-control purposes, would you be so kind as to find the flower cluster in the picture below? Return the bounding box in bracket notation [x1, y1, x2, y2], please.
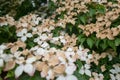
[0, 0, 120, 80]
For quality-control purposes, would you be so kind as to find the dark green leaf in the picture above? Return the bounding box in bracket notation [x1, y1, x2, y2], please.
[115, 38, 120, 46]
[87, 38, 94, 49]
[89, 8, 96, 17]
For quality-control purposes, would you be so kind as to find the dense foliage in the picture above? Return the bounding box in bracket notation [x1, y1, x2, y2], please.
[0, 0, 120, 80]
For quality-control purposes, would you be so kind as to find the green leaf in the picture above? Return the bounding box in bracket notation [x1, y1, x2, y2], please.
[87, 38, 94, 49]
[79, 15, 87, 25]
[51, 27, 63, 37]
[80, 38, 86, 45]
[0, 68, 2, 74]
[74, 71, 89, 80]
[95, 39, 101, 48]
[0, 25, 17, 44]
[89, 8, 96, 17]
[108, 40, 116, 51]
[5, 70, 14, 79]
[115, 38, 120, 46]
[101, 39, 108, 50]
[96, 4, 106, 14]
[75, 60, 83, 70]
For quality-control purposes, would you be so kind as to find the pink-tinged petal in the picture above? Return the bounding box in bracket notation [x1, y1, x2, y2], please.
[85, 69, 91, 77]
[66, 75, 78, 80]
[24, 64, 35, 76]
[56, 75, 66, 80]
[15, 65, 24, 78]
[4, 60, 15, 71]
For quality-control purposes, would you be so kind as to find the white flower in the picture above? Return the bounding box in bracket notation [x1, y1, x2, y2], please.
[59, 36, 66, 44]
[15, 63, 35, 78]
[92, 73, 104, 80]
[65, 47, 76, 63]
[31, 46, 47, 55]
[77, 46, 92, 63]
[116, 74, 120, 80]
[15, 56, 36, 78]
[1, 54, 13, 62]
[110, 64, 120, 80]
[40, 33, 49, 41]
[0, 59, 4, 67]
[65, 51, 76, 63]
[17, 28, 33, 42]
[56, 75, 78, 80]
[79, 64, 91, 77]
[110, 64, 120, 74]
[41, 42, 49, 48]
[65, 63, 76, 75]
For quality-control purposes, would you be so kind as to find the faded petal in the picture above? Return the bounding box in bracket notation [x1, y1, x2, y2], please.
[11, 46, 19, 53]
[24, 64, 35, 76]
[53, 64, 65, 74]
[15, 65, 24, 78]
[4, 60, 15, 71]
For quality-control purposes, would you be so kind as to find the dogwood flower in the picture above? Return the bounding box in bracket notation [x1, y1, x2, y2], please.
[77, 46, 92, 63]
[65, 48, 76, 63]
[79, 64, 91, 77]
[30, 46, 47, 56]
[65, 63, 77, 75]
[17, 28, 33, 42]
[92, 72, 104, 80]
[15, 56, 36, 78]
[41, 42, 50, 48]
[110, 64, 120, 80]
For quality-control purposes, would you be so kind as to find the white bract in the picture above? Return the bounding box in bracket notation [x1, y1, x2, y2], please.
[77, 46, 92, 63]
[79, 64, 91, 77]
[17, 28, 33, 42]
[15, 57, 36, 78]
[110, 64, 120, 80]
